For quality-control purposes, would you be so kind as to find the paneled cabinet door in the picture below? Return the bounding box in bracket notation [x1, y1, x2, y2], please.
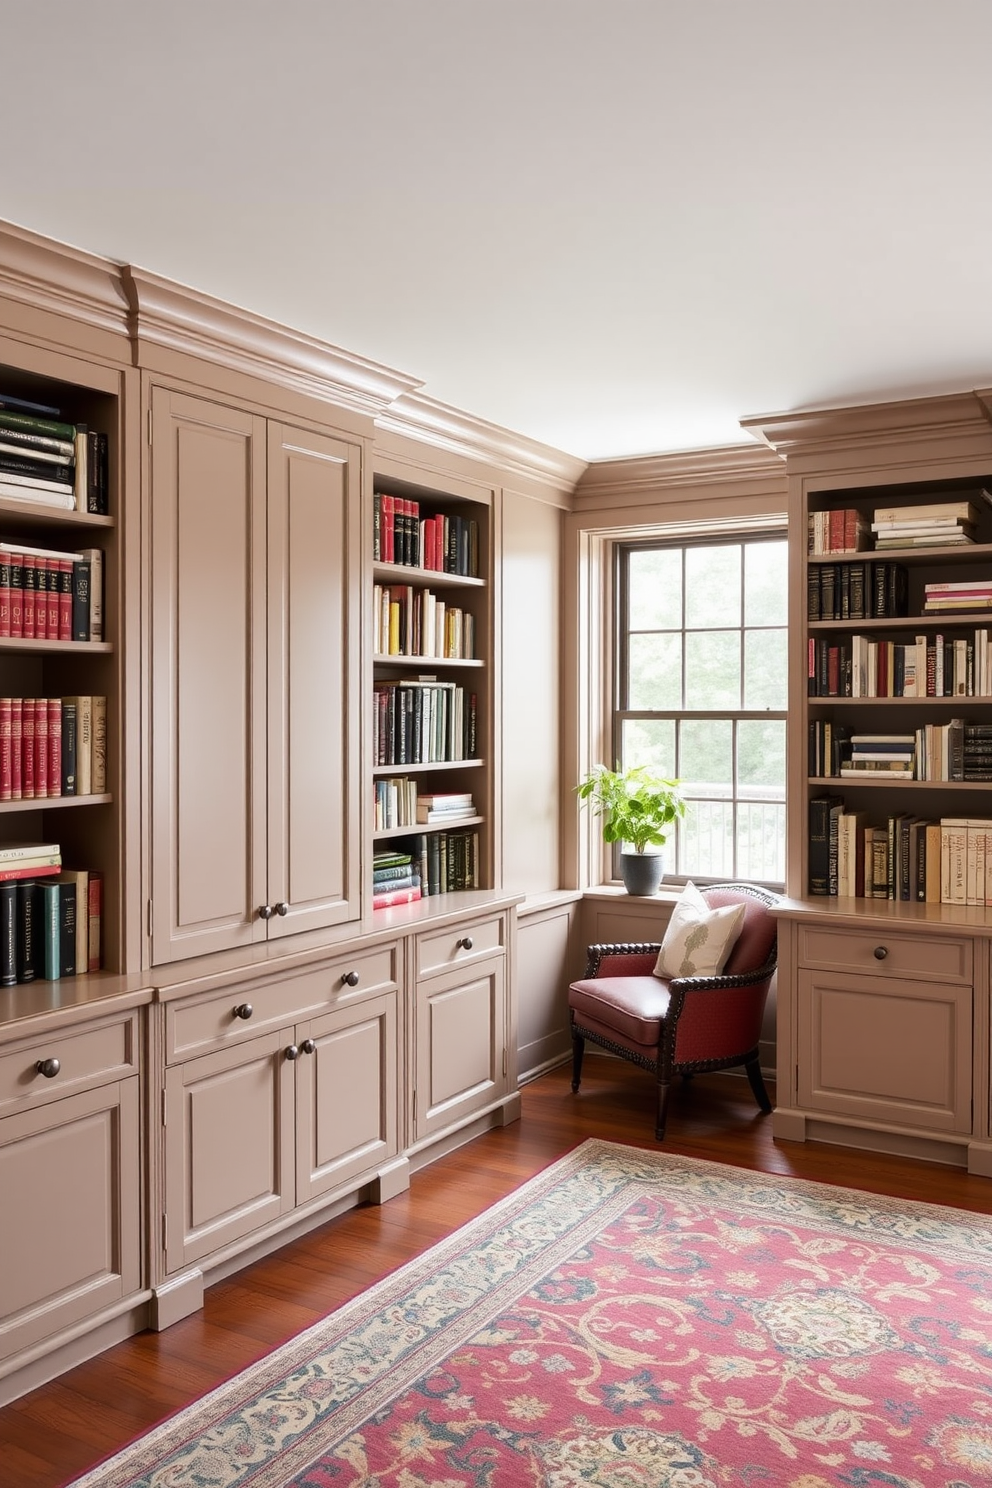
[0, 1079, 141, 1366]
[414, 955, 506, 1143]
[294, 991, 398, 1203]
[149, 390, 363, 963]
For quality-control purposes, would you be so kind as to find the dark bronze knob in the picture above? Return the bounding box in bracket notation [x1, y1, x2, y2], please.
[873, 946, 888, 960]
[259, 904, 273, 921]
[36, 1057, 61, 1079]
[275, 901, 289, 917]
[343, 971, 360, 987]
[285, 1044, 299, 1061]
[457, 936, 473, 951]
[233, 1003, 253, 1020]
[301, 1038, 316, 1055]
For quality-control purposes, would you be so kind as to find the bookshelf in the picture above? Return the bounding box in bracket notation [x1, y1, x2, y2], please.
[0, 351, 122, 978]
[801, 480, 992, 905]
[370, 473, 493, 910]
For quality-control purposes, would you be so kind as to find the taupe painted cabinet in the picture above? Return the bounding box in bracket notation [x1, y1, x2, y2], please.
[0, 1010, 141, 1373]
[148, 389, 362, 963]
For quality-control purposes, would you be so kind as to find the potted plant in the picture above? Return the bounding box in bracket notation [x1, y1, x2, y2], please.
[576, 762, 686, 895]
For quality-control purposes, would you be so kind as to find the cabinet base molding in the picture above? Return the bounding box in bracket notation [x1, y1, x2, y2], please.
[150, 1270, 205, 1330]
[773, 1105, 969, 1169]
[0, 1295, 151, 1409]
[372, 1155, 411, 1203]
[965, 1142, 992, 1178]
[406, 1091, 522, 1175]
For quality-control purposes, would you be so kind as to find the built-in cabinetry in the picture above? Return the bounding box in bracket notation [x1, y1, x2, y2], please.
[147, 389, 363, 963]
[0, 1000, 144, 1398]
[744, 393, 992, 1172]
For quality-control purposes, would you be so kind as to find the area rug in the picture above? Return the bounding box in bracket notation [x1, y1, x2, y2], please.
[72, 1138, 992, 1488]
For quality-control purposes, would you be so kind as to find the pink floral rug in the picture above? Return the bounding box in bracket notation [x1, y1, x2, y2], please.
[72, 1139, 992, 1487]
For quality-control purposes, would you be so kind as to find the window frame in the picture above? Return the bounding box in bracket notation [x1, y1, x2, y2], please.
[613, 529, 788, 889]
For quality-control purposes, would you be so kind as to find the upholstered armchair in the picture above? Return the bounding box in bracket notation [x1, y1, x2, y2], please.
[568, 882, 779, 1140]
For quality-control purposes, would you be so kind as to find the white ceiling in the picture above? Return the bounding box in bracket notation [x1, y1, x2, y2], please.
[3, 1, 992, 464]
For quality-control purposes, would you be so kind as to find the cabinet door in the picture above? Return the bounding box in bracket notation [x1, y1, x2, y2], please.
[414, 955, 506, 1143]
[0, 1078, 140, 1364]
[163, 1030, 295, 1273]
[150, 387, 268, 962]
[295, 991, 398, 1203]
[266, 424, 362, 935]
[798, 968, 973, 1134]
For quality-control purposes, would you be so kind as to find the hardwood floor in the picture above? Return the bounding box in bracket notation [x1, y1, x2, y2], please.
[4, 1057, 992, 1488]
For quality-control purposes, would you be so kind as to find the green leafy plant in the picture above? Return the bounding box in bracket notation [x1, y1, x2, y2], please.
[575, 763, 686, 855]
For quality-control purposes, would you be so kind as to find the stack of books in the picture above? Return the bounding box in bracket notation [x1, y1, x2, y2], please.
[371, 850, 422, 908]
[416, 791, 476, 824]
[924, 579, 992, 613]
[839, 733, 915, 778]
[871, 499, 980, 549]
[0, 392, 107, 513]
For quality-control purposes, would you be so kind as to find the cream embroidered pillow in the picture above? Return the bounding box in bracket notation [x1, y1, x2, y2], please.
[653, 881, 745, 978]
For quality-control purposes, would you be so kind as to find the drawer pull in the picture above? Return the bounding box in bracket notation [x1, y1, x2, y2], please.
[275, 901, 289, 917]
[343, 971, 360, 987]
[301, 1038, 317, 1055]
[258, 904, 273, 921]
[233, 1003, 254, 1020]
[36, 1057, 61, 1079]
[873, 946, 888, 961]
[457, 936, 473, 951]
[285, 1044, 299, 1061]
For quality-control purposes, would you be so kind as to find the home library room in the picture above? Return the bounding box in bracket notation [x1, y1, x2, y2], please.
[0, 349, 119, 984]
[804, 477, 992, 907]
[370, 469, 492, 911]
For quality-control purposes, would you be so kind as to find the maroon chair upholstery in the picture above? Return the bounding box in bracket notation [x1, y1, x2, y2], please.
[568, 883, 779, 1139]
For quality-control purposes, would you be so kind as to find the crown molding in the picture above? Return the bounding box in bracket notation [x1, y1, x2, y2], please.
[122, 266, 422, 419]
[742, 392, 991, 458]
[0, 220, 129, 337]
[375, 390, 587, 496]
[572, 441, 786, 505]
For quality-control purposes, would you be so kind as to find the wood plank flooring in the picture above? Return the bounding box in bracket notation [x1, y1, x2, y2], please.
[3, 1057, 992, 1488]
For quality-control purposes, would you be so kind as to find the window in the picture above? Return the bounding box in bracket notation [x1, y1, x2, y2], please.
[616, 534, 788, 885]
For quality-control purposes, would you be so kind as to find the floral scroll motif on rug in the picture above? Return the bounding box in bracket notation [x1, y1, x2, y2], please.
[72, 1138, 992, 1488]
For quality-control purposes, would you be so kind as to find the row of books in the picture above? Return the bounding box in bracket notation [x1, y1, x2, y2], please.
[0, 696, 106, 800]
[373, 680, 477, 767]
[372, 830, 481, 906]
[373, 781, 477, 833]
[808, 493, 991, 558]
[0, 542, 102, 642]
[0, 870, 102, 983]
[373, 491, 480, 577]
[373, 583, 476, 660]
[809, 798, 992, 904]
[808, 561, 908, 621]
[811, 721, 992, 782]
[808, 632, 991, 698]
[0, 392, 108, 514]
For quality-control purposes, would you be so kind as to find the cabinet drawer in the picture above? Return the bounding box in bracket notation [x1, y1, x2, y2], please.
[0, 1013, 139, 1115]
[798, 926, 972, 984]
[166, 945, 398, 1062]
[417, 915, 505, 978]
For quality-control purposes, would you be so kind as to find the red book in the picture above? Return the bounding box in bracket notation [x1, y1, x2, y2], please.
[0, 862, 60, 883]
[34, 557, 49, 640]
[0, 698, 10, 801]
[8, 551, 22, 637]
[10, 698, 21, 800]
[34, 698, 48, 798]
[21, 698, 34, 799]
[57, 559, 72, 640]
[0, 554, 9, 639]
[87, 872, 102, 971]
[47, 698, 61, 797]
[372, 884, 423, 909]
[21, 555, 36, 639]
[46, 559, 59, 640]
[380, 494, 395, 564]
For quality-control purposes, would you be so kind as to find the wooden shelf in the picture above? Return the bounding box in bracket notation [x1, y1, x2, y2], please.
[373, 562, 484, 588]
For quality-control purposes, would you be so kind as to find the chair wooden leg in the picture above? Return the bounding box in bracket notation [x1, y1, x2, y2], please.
[571, 1029, 585, 1093]
[745, 1054, 773, 1114]
[655, 1080, 671, 1140]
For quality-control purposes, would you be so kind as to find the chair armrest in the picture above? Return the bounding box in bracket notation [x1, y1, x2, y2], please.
[584, 942, 662, 978]
[668, 956, 777, 995]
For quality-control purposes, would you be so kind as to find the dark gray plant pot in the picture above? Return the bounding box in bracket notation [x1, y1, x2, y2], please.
[620, 851, 664, 896]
